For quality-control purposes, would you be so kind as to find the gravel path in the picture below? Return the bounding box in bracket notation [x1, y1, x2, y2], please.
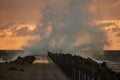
[0, 56, 69, 80]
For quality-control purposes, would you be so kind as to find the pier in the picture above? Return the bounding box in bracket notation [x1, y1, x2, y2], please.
[48, 51, 120, 80]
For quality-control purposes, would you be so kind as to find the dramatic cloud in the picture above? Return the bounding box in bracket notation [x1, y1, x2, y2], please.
[95, 20, 120, 50]
[22, 0, 109, 57]
[0, 0, 120, 52]
[0, 36, 39, 50]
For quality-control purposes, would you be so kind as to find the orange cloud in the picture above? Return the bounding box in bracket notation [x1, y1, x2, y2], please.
[0, 24, 40, 50]
[94, 20, 120, 50]
[0, 36, 40, 50]
[0, 24, 37, 37]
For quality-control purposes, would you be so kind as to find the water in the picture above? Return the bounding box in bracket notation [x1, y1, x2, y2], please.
[0, 50, 24, 62]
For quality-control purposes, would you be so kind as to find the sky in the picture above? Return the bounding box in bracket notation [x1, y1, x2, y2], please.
[0, 0, 120, 50]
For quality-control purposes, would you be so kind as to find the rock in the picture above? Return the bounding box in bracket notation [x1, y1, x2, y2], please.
[48, 51, 120, 80]
[11, 56, 36, 64]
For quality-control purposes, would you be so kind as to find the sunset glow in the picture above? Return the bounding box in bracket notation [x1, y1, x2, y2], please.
[93, 20, 120, 50]
[0, 36, 40, 50]
[0, 24, 39, 50]
[0, 0, 120, 50]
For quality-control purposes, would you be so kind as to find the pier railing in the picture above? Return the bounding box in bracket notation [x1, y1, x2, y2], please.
[48, 51, 120, 80]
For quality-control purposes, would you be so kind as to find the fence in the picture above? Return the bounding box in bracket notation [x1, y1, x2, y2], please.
[48, 51, 120, 80]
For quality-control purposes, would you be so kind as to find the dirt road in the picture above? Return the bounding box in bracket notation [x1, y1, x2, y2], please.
[0, 56, 69, 80]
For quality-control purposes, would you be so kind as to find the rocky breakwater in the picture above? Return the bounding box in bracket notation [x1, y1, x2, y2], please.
[48, 51, 120, 80]
[11, 55, 36, 64]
